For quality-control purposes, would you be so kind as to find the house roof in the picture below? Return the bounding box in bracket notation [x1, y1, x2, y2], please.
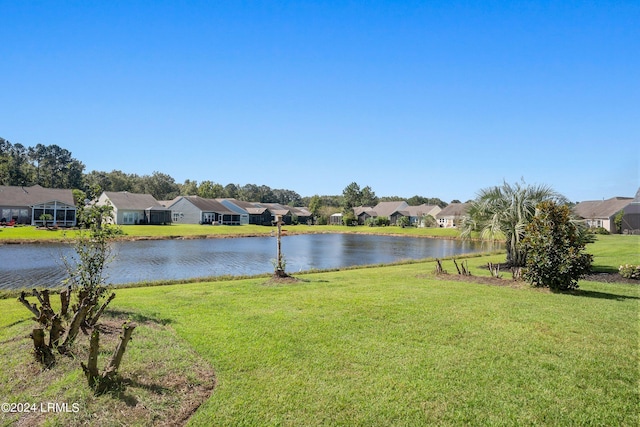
[223, 199, 269, 215]
[102, 191, 168, 210]
[404, 204, 441, 217]
[257, 203, 291, 216]
[354, 206, 375, 216]
[0, 185, 75, 207]
[371, 201, 409, 217]
[573, 197, 633, 219]
[436, 203, 470, 218]
[179, 196, 236, 215]
[289, 206, 312, 217]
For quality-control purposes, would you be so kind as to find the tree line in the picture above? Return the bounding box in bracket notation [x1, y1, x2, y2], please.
[0, 138, 449, 207]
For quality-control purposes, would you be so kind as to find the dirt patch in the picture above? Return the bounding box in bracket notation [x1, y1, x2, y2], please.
[427, 273, 536, 289]
[262, 275, 306, 286]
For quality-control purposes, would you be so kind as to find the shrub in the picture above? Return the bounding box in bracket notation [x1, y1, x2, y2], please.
[619, 264, 640, 280]
[593, 226, 610, 235]
[522, 201, 593, 290]
[397, 216, 410, 228]
[342, 211, 357, 226]
[375, 216, 390, 227]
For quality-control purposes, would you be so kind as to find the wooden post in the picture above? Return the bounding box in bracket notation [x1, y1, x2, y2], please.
[59, 298, 92, 352]
[60, 286, 72, 317]
[105, 322, 137, 374]
[453, 259, 462, 275]
[18, 292, 41, 318]
[89, 292, 116, 326]
[49, 315, 65, 348]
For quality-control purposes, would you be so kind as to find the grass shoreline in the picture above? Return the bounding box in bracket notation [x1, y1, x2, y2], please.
[0, 223, 467, 244]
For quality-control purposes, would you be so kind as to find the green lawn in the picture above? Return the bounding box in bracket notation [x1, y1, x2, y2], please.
[0, 236, 638, 426]
[0, 223, 463, 242]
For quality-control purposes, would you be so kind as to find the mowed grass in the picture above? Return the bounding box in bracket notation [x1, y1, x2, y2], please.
[0, 223, 462, 242]
[590, 234, 640, 272]
[0, 236, 637, 426]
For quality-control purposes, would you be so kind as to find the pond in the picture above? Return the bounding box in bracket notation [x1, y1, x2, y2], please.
[0, 234, 497, 290]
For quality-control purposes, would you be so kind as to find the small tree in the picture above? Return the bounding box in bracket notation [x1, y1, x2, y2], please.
[39, 213, 53, 228]
[522, 201, 593, 291]
[63, 202, 121, 327]
[342, 211, 357, 226]
[614, 210, 624, 234]
[18, 202, 122, 366]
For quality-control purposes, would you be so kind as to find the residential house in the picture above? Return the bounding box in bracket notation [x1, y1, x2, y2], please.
[353, 206, 375, 225]
[405, 204, 442, 227]
[370, 201, 410, 225]
[98, 191, 172, 225]
[0, 185, 77, 227]
[620, 188, 640, 234]
[258, 203, 293, 224]
[436, 203, 469, 228]
[217, 199, 250, 225]
[223, 199, 272, 225]
[289, 206, 313, 225]
[168, 196, 241, 225]
[573, 196, 634, 234]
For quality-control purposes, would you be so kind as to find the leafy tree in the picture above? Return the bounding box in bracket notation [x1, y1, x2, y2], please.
[522, 201, 593, 290]
[273, 188, 302, 206]
[198, 180, 224, 199]
[342, 182, 377, 212]
[308, 195, 322, 221]
[461, 180, 566, 267]
[238, 183, 260, 201]
[28, 144, 84, 189]
[258, 185, 276, 203]
[342, 182, 362, 211]
[224, 183, 239, 199]
[614, 210, 624, 234]
[360, 186, 378, 207]
[72, 189, 87, 206]
[140, 171, 180, 200]
[180, 179, 199, 195]
[1, 140, 35, 185]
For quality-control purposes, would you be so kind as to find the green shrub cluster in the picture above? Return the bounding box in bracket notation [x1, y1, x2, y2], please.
[619, 264, 640, 280]
[593, 226, 610, 235]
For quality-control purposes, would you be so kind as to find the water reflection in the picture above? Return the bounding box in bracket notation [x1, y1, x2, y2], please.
[0, 234, 495, 289]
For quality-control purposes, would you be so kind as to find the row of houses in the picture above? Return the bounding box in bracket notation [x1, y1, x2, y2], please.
[1, 185, 639, 234]
[336, 193, 640, 233]
[328, 201, 469, 228]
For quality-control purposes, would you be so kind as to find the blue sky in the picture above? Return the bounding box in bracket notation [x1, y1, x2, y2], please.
[1, 0, 638, 202]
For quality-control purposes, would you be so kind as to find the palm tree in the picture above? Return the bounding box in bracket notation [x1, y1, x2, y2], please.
[460, 181, 566, 267]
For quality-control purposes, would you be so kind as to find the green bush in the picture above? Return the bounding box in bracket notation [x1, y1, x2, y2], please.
[593, 227, 610, 235]
[342, 211, 357, 226]
[619, 264, 640, 280]
[397, 216, 410, 228]
[375, 216, 390, 227]
[522, 201, 593, 290]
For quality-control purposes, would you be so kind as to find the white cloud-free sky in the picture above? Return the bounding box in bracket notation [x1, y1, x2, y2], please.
[1, 0, 638, 202]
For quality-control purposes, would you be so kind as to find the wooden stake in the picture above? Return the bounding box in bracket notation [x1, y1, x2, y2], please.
[105, 322, 137, 374]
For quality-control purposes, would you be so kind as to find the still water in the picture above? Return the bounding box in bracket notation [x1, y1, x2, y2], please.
[0, 234, 493, 290]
